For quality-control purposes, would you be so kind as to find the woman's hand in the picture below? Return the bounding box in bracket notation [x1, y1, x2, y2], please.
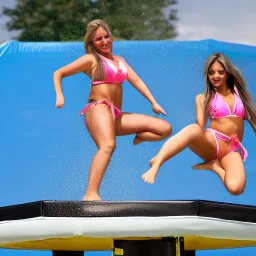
[55, 93, 65, 108]
[152, 102, 167, 116]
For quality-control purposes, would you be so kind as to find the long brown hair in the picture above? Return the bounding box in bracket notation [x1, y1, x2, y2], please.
[84, 19, 113, 81]
[203, 52, 256, 123]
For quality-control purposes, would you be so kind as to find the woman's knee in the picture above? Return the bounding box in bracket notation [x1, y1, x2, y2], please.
[159, 120, 172, 138]
[225, 179, 245, 196]
[99, 140, 116, 154]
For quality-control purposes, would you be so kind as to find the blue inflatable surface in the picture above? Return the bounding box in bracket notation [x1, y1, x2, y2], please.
[1, 39, 256, 256]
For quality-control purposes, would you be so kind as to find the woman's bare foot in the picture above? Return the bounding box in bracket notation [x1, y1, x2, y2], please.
[192, 159, 221, 171]
[82, 193, 101, 201]
[133, 136, 144, 145]
[142, 157, 161, 184]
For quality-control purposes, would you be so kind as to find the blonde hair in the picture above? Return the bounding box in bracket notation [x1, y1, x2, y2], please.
[203, 52, 256, 123]
[84, 19, 113, 81]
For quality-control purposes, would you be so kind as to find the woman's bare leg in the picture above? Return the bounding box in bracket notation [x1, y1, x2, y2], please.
[115, 112, 172, 143]
[220, 152, 246, 195]
[142, 124, 217, 184]
[194, 152, 246, 195]
[142, 123, 246, 195]
[83, 105, 116, 201]
[190, 134, 236, 183]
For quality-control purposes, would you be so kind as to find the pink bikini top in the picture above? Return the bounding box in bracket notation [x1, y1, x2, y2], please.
[209, 87, 245, 119]
[92, 55, 128, 85]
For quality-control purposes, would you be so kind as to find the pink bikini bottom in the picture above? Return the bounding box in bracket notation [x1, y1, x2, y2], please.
[80, 98, 121, 119]
[207, 128, 248, 161]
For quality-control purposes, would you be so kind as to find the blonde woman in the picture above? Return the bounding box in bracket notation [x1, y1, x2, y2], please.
[53, 20, 172, 200]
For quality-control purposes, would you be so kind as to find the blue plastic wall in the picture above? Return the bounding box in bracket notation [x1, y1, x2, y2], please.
[1, 39, 256, 256]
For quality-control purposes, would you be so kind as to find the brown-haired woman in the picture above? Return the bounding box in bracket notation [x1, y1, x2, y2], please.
[142, 52, 256, 196]
[53, 19, 172, 200]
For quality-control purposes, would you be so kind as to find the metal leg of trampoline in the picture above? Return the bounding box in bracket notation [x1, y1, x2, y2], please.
[113, 237, 196, 256]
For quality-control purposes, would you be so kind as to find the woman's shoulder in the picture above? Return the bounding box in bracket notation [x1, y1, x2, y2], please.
[195, 93, 206, 102]
[79, 54, 98, 69]
[74, 53, 96, 64]
[83, 53, 96, 61]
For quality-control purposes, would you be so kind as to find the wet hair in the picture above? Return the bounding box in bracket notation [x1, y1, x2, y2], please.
[203, 52, 256, 123]
[84, 19, 113, 81]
